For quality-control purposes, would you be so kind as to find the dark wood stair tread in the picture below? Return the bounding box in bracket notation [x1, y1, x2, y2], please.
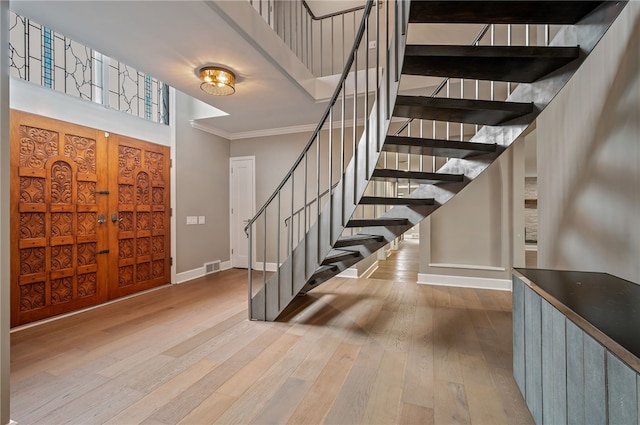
[394, 95, 534, 126]
[334, 234, 385, 248]
[322, 250, 360, 265]
[384, 135, 498, 158]
[346, 218, 410, 228]
[309, 265, 338, 281]
[403, 45, 580, 83]
[359, 196, 435, 206]
[409, 1, 603, 24]
[371, 168, 464, 184]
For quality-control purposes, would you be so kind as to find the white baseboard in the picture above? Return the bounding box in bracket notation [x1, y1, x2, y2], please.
[338, 268, 359, 278]
[221, 260, 232, 271]
[418, 273, 512, 291]
[361, 261, 379, 279]
[254, 262, 279, 272]
[338, 261, 379, 279]
[176, 267, 205, 284]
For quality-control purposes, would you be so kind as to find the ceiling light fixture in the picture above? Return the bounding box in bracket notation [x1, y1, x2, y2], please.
[199, 66, 236, 96]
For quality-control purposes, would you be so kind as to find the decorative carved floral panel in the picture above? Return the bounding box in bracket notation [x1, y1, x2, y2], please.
[20, 213, 45, 239]
[136, 172, 150, 205]
[137, 237, 150, 256]
[119, 184, 134, 204]
[51, 213, 73, 237]
[152, 236, 164, 254]
[78, 273, 97, 297]
[152, 212, 164, 231]
[77, 181, 96, 204]
[64, 135, 96, 174]
[118, 146, 141, 179]
[19, 125, 59, 169]
[77, 213, 96, 236]
[51, 245, 73, 271]
[119, 239, 134, 259]
[77, 243, 96, 266]
[152, 187, 164, 205]
[20, 176, 46, 204]
[119, 212, 134, 232]
[19, 248, 45, 275]
[136, 262, 150, 282]
[51, 277, 73, 305]
[136, 212, 150, 231]
[145, 151, 164, 183]
[119, 266, 134, 287]
[152, 260, 164, 278]
[20, 282, 45, 311]
[50, 161, 73, 204]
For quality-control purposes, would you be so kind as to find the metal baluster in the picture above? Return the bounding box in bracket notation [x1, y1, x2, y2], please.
[331, 16, 335, 75]
[290, 176, 294, 295]
[365, 17, 369, 174]
[276, 190, 280, 311]
[341, 82, 345, 226]
[248, 224, 253, 319]
[526, 24, 530, 47]
[490, 24, 495, 101]
[507, 24, 512, 96]
[353, 50, 358, 205]
[329, 109, 333, 242]
[342, 14, 345, 74]
[375, 0, 380, 151]
[316, 133, 321, 257]
[432, 120, 436, 172]
[545, 24, 550, 46]
[386, 0, 390, 119]
[263, 211, 267, 317]
[303, 151, 307, 276]
[460, 78, 464, 140]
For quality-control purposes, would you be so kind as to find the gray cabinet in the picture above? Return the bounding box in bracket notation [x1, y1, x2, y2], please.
[513, 274, 639, 425]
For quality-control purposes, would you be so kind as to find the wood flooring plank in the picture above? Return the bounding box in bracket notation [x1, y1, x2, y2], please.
[402, 304, 435, 409]
[433, 379, 471, 425]
[176, 392, 236, 425]
[103, 358, 219, 425]
[286, 342, 360, 425]
[400, 402, 435, 425]
[360, 350, 407, 425]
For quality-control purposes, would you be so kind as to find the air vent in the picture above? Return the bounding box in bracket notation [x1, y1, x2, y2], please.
[204, 260, 221, 275]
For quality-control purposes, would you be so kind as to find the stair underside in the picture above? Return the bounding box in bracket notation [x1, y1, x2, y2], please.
[334, 234, 385, 248]
[403, 45, 580, 83]
[394, 95, 534, 125]
[371, 168, 464, 184]
[322, 250, 360, 265]
[359, 196, 435, 206]
[347, 218, 409, 227]
[409, 1, 603, 24]
[384, 135, 499, 158]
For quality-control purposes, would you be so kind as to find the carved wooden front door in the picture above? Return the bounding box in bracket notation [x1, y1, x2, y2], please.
[107, 135, 171, 299]
[11, 112, 109, 326]
[10, 111, 171, 327]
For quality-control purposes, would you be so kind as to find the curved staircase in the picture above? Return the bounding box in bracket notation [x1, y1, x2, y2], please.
[246, 0, 626, 320]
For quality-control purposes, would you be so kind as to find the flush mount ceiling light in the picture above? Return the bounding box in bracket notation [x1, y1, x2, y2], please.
[199, 66, 236, 96]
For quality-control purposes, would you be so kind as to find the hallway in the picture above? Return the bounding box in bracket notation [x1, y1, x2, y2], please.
[369, 237, 420, 283]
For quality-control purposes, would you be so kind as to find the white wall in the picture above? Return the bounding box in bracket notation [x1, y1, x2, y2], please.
[537, 3, 640, 283]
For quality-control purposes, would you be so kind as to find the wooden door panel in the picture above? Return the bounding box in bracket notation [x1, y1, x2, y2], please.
[11, 111, 109, 326]
[108, 135, 170, 299]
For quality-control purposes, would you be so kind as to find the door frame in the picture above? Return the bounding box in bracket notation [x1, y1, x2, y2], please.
[229, 156, 256, 268]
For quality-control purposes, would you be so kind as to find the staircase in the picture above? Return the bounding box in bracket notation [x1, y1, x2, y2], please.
[245, 0, 626, 320]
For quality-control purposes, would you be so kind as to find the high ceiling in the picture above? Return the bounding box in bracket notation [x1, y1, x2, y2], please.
[10, 0, 337, 138]
[10, 1, 480, 139]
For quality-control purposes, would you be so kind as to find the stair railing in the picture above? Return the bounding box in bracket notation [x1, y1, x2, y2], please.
[248, 0, 367, 76]
[246, 0, 409, 320]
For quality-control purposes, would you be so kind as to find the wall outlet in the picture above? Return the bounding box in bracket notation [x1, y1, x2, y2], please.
[186, 216, 198, 225]
[369, 40, 376, 49]
[198, 216, 205, 224]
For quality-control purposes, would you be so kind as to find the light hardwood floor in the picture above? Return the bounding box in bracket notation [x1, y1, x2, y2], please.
[10, 242, 534, 425]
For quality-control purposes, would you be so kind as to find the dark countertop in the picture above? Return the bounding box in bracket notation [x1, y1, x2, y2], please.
[515, 268, 640, 362]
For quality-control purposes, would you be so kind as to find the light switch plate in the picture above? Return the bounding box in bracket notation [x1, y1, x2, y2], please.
[198, 216, 205, 224]
[186, 216, 198, 225]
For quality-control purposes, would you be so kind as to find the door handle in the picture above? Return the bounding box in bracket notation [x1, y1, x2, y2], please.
[98, 213, 106, 224]
[112, 213, 124, 223]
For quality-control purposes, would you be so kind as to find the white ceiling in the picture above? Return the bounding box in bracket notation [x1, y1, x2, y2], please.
[10, 1, 483, 139]
[10, 0, 334, 138]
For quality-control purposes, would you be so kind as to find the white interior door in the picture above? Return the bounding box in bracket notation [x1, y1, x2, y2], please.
[230, 156, 255, 268]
